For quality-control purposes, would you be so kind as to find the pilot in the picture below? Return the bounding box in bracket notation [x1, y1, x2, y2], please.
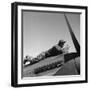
[45, 40, 66, 58]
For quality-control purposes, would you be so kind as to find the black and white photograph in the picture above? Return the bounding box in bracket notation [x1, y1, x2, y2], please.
[11, 2, 88, 87]
[23, 11, 80, 77]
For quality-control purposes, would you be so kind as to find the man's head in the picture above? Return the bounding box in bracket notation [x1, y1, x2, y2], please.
[58, 40, 66, 48]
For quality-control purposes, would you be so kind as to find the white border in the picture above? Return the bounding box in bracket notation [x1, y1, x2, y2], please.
[18, 5, 86, 84]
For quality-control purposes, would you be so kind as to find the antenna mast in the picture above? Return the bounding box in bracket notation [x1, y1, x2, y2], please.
[64, 14, 80, 55]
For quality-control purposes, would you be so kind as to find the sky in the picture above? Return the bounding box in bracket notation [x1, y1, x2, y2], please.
[23, 11, 80, 58]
